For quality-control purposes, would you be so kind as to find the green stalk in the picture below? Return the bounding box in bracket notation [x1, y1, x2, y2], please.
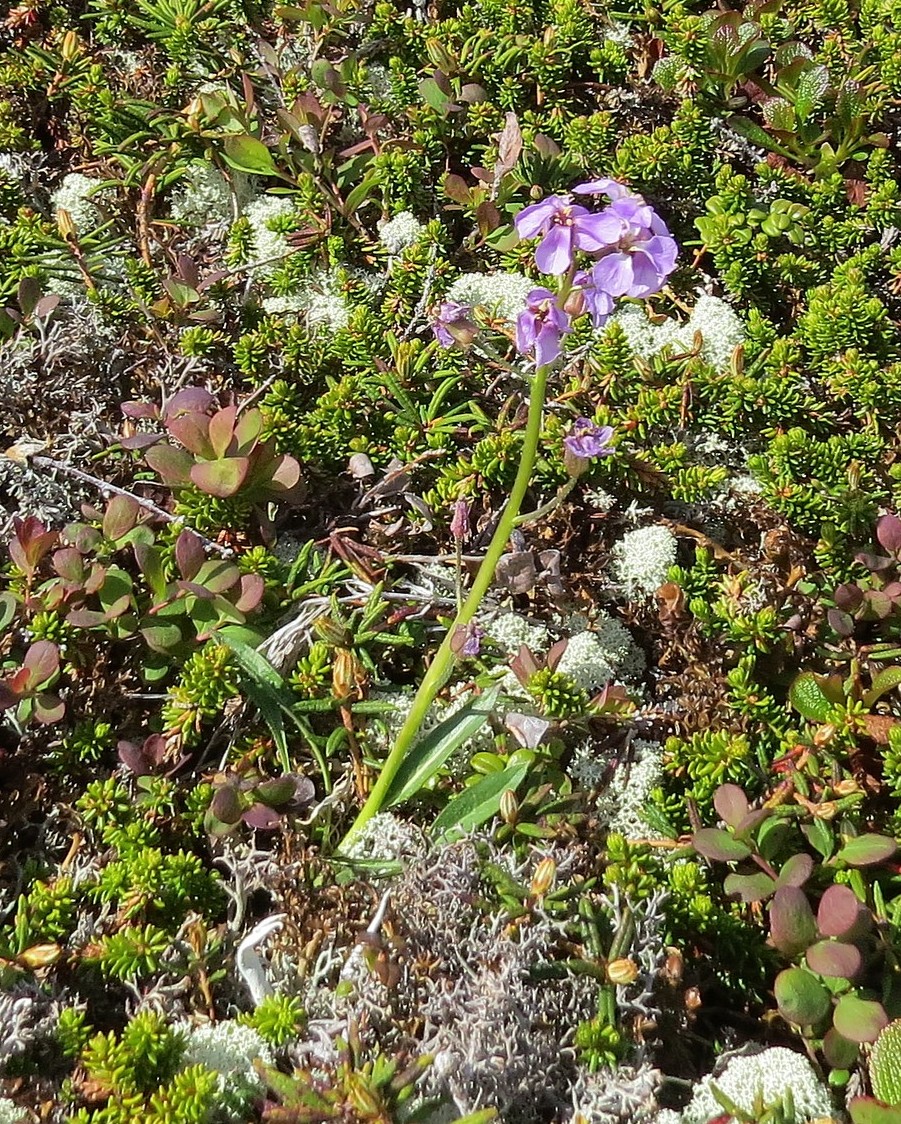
[339, 363, 551, 851]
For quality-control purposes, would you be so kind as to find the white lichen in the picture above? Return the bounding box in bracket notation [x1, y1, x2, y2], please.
[610, 524, 678, 599]
[180, 1021, 274, 1121]
[244, 195, 296, 270]
[681, 1046, 834, 1124]
[0, 1098, 27, 1124]
[446, 271, 535, 323]
[379, 210, 425, 253]
[170, 160, 248, 229]
[50, 172, 108, 234]
[609, 295, 745, 373]
[592, 739, 665, 838]
[556, 617, 644, 692]
[344, 812, 426, 864]
[483, 611, 550, 656]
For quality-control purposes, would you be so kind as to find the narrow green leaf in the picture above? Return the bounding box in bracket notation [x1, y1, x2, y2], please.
[384, 686, 500, 809]
[432, 760, 529, 841]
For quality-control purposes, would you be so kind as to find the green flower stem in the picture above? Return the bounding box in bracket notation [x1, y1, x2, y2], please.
[340, 362, 551, 851]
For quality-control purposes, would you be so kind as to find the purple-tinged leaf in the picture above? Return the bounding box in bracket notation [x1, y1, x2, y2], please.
[713, 783, 749, 829]
[692, 828, 752, 862]
[163, 387, 216, 420]
[823, 1026, 859, 1069]
[834, 582, 865, 611]
[817, 884, 865, 939]
[777, 853, 814, 888]
[23, 641, 60, 688]
[769, 886, 817, 956]
[833, 995, 889, 1043]
[805, 938, 861, 979]
[828, 608, 855, 637]
[210, 784, 243, 824]
[242, 803, 282, 830]
[235, 573, 265, 614]
[175, 529, 204, 581]
[144, 444, 193, 486]
[102, 495, 140, 542]
[876, 513, 901, 556]
[207, 406, 238, 459]
[34, 692, 65, 724]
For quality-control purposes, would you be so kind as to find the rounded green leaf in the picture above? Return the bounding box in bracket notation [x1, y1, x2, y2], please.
[837, 834, 898, 867]
[824, 1027, 859, 1069]
[190, 456, 250, 498]
[834, 995, 889, 1044]
[774, 967, 831, 1027]
[769, 886, 817, 956]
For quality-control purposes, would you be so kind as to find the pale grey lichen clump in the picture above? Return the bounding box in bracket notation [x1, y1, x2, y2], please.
[170, 160, 249, 229]
[343, 811, 427, 864]
[179, 1021, 274, 1121]
[379, 210, 425, 253]
[49, 172, 107, 234]
[0, 1098, 27, 1124]
[570, 738, 665, 840]
[678, 1046, 833, 1124]
[446, 271, 536, 323]
[610, 525, 678, 599]
[610, 295, 745, 373]
[244, 194, 296, 269]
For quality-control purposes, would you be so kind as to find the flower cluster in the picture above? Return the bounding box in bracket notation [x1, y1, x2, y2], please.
[431, 179, 677, 369]
[511, 179, 678, 367]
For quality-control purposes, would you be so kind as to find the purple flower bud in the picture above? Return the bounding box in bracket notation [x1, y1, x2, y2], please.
[564, 419, 615, 460]
[432, 300, 476, 347]
[450, 500, 470, 541]
[462, 623, 484, 657]
[514, 287, 571, 368]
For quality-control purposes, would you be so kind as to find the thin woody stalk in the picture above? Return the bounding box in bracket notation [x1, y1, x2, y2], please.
[339, 362, 551, 850]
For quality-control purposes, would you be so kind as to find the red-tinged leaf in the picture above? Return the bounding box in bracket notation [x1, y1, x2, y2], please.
[777, 852, 814, 888]
[849, 1098, 901, 1124]
[769, 885, 817, 956]
[9, 516, 58, 577]
[34, 692, 65, 724]
[177, 580, 216, 601]
[817, 884, 865, 939]
[713, 783, 749, 829]
[242, 802, 282, 830]
[122, 400, 160, 420]
[175, 529, 204, 581]
[233, 408, 263, 452]
[66, 609, 109, 629]
[210, 784, 243, 824]
[510, 645, 540, 687]
[163, 387, 216, 420]
[52, 547, 85, 583]
[102, 494, 140, 541]
[23, 640, 59, 687]
[269, 454, 301, 492]
[805, 938, 861, 979]
[877, 514, 901, 556]
[144, 444, 193, 486]
[191, 456, 249, 497]
[837, 834, 898, 867]
[833, 995, 889, 1043]
[475, 200, 501, 235]
[443, 174, 472, 204]
[774, 966, 831, 1027]
[724, 871, 776, 902]
[546, 638, 568, 672]
[235, 573, 265, 613]
[207, 406, 238, 459]
[692, 828, 752, 862]
[166, 411, 215, 459]
[0, 683, 20, 710]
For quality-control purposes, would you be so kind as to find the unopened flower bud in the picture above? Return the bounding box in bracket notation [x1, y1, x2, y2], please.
[56, 208, 77, 241]
[530, 856, 556, 898]
[606, 957, 639, 985]
[450, 500, 469, 541]
[499, 788, 519, 825]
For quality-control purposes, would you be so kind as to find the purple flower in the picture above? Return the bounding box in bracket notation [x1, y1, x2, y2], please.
[573, 270, 615, 329]
[515, 287, 571, 367]
[432, 300, 475, 347]
[564, 419, 615, 460]
[514, 195, 623, 275]
[572, 178, 632, 201]
[589, 198, 678, 299]
[450, 500, 469, 541]
[462, 623, 484, 657]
